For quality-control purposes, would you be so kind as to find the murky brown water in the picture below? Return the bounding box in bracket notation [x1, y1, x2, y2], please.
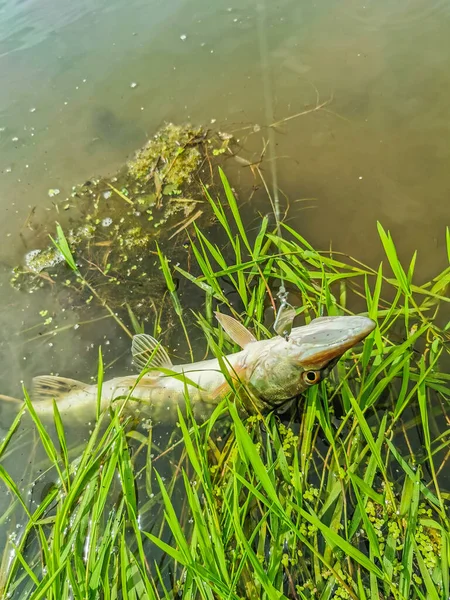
[1, 0, 449, 391]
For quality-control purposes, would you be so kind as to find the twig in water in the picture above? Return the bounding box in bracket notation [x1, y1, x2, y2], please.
[168, 209, 203, 241]
[270, 95, 333, 128]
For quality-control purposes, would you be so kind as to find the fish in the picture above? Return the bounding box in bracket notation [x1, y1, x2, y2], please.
[0, 313, 375, 426]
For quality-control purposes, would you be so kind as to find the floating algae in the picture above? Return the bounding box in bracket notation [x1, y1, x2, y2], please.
[24, 247, 65, 273]
[11, 123, 236, 321]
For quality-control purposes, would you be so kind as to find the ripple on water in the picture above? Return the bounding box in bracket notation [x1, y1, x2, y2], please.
[0, 0, 113, 57]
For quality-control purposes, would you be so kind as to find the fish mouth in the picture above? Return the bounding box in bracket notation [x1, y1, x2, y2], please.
[289, 315, 376, 368]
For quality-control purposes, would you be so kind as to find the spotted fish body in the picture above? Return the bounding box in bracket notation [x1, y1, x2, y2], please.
[1, 314, 375, 425]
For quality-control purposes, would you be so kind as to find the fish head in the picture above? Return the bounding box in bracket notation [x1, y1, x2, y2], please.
[244, 315, 376, 409]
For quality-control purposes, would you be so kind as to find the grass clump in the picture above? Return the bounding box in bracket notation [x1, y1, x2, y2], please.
[0, 170, 449, 599]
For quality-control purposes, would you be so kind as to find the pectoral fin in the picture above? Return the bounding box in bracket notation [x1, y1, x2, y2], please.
[215, 313, 256, 348]
[132, 334, 174, 371]
[32, 376, 89, 402]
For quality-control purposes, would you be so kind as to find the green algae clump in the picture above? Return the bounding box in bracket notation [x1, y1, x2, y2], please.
[128, 123, 206, 190]
[11, 122, 235, 322]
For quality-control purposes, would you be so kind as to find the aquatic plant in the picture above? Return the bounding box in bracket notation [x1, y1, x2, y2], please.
[0, 171, 448, 599]
[10, 123, 236, 325]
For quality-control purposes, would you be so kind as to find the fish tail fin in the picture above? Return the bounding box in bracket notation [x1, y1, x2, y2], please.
[32, 376, 89, 402]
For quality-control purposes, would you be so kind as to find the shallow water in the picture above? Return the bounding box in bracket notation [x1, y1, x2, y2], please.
[2, 0, 450, 268]
[2, 0, 448, 386]
[0, 4, 448, 396]
[0, 0, 449, 580]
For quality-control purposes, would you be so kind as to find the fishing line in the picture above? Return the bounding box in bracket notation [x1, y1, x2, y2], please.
[255, 0, 294, 336]
[255, 0, 281, 231]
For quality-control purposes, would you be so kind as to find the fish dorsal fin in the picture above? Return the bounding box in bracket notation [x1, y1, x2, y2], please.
[132, 334, 174, 371]
[215, 312, 257, 348]
[32, 376, 89, 402]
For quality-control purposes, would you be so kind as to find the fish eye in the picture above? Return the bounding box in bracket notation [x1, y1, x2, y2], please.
[302, 370, 321, 385]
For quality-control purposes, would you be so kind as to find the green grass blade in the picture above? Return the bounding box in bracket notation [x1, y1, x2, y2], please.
[50, 222, 77, 272]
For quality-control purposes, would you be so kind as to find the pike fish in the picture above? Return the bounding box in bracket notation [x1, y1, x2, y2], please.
[0, 313, 375, 425]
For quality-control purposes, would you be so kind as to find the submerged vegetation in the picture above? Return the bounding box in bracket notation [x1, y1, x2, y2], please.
[0, 170, 449, 599]
[10, 123, 235, 324]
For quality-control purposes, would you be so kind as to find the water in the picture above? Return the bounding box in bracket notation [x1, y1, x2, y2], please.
[0, 0, 449, 589]
[1, 0, 449, 267]
[1, 0, 448, 384]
